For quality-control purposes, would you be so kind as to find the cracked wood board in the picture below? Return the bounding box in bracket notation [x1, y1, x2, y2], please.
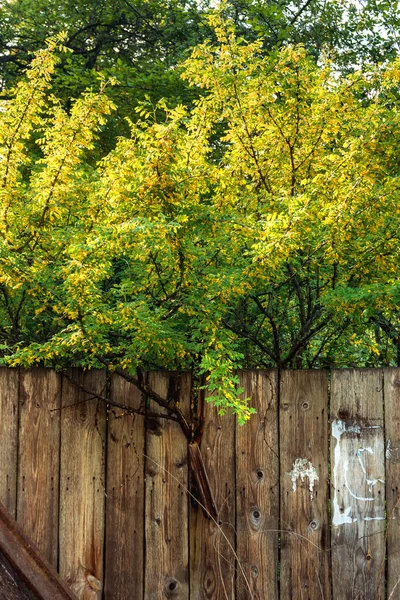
[0, 368, 18, 517]
[280, 369, 331, 600]
[104, 374, 145, 600]
[236, 370, 279, 600]
[190, 386, 235, 599]
[17, 369, 61, 567]
[330, 369, 385, 600]
[59, 370, 106, 600]
[384, 368, 400, 599]
[144, 372, 190, 599]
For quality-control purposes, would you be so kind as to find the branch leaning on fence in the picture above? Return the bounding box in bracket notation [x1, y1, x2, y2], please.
[57, 368, 219, 520]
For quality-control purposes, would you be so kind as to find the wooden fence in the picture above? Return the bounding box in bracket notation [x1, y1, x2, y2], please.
[0, 367, 399, 599]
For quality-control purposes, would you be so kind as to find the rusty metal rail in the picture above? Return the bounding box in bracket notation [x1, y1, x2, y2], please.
[0, 501, 77, 600]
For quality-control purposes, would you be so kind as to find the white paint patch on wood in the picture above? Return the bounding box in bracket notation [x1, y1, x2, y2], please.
[386, 439, 392, 459]
[331, 419, 385, 526]
[332, 419, 357, 525]
[288, 458, 319, 500]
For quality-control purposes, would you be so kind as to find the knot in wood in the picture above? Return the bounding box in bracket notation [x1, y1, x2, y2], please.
[164, 577, 179, 597]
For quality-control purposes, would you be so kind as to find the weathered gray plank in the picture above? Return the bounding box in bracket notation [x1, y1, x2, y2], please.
[190, 389, 236, 600]
[331, 369, 385, 600]
[144, 372, 190, 599]
[104, 374, 145, 600]
[384, 368, 400, 599]
[59, 370, 106, 600]
[280, 369, 331, 600]
[236, 370, 279, 600]
[0, 368, 19, 516]
[17, 369, 61, 567]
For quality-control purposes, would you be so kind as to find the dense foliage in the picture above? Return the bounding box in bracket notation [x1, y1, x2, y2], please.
[0, 6, 399, 428]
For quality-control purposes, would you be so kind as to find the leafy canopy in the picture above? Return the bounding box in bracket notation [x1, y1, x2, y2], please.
[0, 19, 399, 424]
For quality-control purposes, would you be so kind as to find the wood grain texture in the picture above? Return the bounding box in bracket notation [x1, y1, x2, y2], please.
[17, 369, 61, 567]
[280, 370, 331, 600]
[384, 368, 400, 599]
[236, 371, 279, 600]
[331, 369, 385, 600]
[190, 391, 236, 600]
[104, 374, 145, 600]
[59, 370, 106, 600]
[0, 368, 19, 516]
[144, 372, 190, 600]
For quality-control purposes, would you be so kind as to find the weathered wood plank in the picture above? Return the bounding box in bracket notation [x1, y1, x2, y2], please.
[190, 389, 236, 600]
[331, 369, 385, 600]
[384, 368, 400, 599]
[17, 369, 61, 567]
[104, 374, 145, 600]
[236, 370, 279, 600]
[280, 369, 331, 600]
[0, 368, 19, 516]
[59, 370, 106, 600]
[144, 372, 190, 600]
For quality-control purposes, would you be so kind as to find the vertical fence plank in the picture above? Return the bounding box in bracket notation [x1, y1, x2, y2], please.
[17, 369, 61, 567]
[280, 370, 331, 600]
[384, 368, 400, 599]
[144, 372, 190, 600]
[190, 390, 236, 600]
[104, 374, 145, 600]
[59, 370, 106, 600]
[236, 370, 279, 600]
[331, 369, 385, 600]
[0, 368, 19, 516]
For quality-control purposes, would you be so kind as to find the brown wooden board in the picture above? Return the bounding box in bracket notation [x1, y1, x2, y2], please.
[59, 370, 106, 600]
[384, 368, 400, 599]
[144, 372, 190, 599]
[236, 370, 279, 600]
[280, 369, 331, 600]
[190, 390, 236, 600]
[0, 368, 19, 516]
[104, 374, 145, 600]
[330, 369, 385, 600]
[17, 369, 61, 567]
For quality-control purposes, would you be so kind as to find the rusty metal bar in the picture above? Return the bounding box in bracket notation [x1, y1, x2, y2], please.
[0, 501, 77, 600]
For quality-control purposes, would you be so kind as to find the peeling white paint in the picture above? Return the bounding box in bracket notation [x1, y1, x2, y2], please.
[332, 419, 359, 525]
[332, 419, 360, 440]
[386, 439, 392, 459]
[356, 447, 385, 492]
[288, 458, 319, 500]
[333, 504, 356, 526]
[331, 418, 385, 526]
